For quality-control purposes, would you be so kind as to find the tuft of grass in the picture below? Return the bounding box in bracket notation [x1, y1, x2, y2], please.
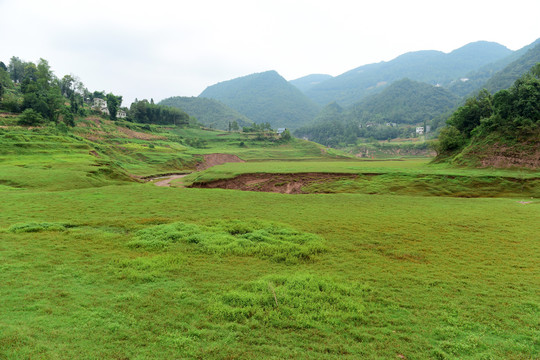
[127, 219, 326, 263]
[7, 222, 75, 233]
[212, 273, 366, 330]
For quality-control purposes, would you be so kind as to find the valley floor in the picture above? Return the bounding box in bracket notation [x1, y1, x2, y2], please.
[1, 180, 539, 359]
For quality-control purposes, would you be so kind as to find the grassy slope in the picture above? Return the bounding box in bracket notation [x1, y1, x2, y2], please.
[182, 159, 540, 198]
[0, 118, 538, 359]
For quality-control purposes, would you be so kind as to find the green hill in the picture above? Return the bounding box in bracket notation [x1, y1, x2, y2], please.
[305, 41, 512, 106]
[158, 96, 253, 130]
[436, 64, 540, 168]
[199, 70, 320, 129]
[349, 78, 460, 125]
[294, 79, 460, 147]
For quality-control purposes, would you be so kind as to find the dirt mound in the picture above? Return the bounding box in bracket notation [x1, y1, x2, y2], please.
[196, 153, 245, 171]
[191, 173, 356, 194]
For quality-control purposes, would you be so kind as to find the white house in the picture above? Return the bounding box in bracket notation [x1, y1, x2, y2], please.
[277, 128, 287, 134]
[416, 126, 424, 135]
[91, 98, 109, 115]
[117, 110, 127, 119]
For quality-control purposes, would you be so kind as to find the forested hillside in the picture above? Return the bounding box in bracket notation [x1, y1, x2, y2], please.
[436, 64, 540, 168]
[349, 78, 459, 125]
[303, 41, 512, 106]
[159, 96, 252, 130]
[447, 39, 540, 97]
[483, 42, 540, 94]
[294, 79, 459, 147]
[199, 70, 320, 129]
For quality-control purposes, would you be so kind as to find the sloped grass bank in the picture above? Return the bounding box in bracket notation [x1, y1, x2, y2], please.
[190, 171, 540, 198]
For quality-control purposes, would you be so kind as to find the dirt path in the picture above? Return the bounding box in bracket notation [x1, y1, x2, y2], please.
[153, 174, 188, 187]
[146, 153, 244, 187]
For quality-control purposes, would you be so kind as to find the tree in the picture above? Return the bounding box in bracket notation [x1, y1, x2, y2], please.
[8, 56, 25, 83]
[447, 89, 493, 137]
[18, 108, 45, 126]
[436, 125, 465, 154]
[281, 129, 292, 141]
[106, 93, 122, 120]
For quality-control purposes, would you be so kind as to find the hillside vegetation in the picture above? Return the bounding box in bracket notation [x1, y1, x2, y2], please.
[158, 96, 253, 130]
[294, 79, 458, 146]
[436, 64, 540, 168]
[199, 70, 320, 129]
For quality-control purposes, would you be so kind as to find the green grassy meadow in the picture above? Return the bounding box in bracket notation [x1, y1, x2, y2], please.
[0, 121, 539, 359]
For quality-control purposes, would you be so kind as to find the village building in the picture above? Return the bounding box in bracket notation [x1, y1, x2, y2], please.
[91, 98, 109, 115]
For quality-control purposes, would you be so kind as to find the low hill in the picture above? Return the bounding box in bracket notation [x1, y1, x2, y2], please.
[294, 79, 460, 147]
[304, 41, 512, 106]
[158, 96, 253, 130]
[435, 64, 540, 168]
[349, 78, 460, 125]
[199, 70, 320, 129]
[289, 74, 333, 93]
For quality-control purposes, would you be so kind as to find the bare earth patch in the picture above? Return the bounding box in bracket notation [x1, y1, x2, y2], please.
[191, 173, 357, 194]
[117, 127, 165, 140]
[196, 153, 245, 171]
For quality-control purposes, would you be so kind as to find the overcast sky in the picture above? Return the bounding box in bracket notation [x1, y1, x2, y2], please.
[1, 0, 539, 106]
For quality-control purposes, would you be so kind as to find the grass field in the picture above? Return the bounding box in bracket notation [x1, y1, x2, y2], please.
[0, 121, 539, 359]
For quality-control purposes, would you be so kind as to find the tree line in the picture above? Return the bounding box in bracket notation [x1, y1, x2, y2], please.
[0, 56, 189, 127]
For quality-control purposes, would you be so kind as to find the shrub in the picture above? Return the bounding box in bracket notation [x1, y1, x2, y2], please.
[18, 108, 45, 126]
[436, 125, 466, 154]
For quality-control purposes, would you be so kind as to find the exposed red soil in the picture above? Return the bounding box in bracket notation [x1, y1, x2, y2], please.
[196, 153, 245, 171]
[478, 144, 540, 169]
[191, 173, 357, 194]
[117, 127, 165, 140]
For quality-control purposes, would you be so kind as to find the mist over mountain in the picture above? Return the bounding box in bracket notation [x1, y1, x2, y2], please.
[289, 74, 333, 93]
[447, 38, 540, 97]
[303, 41, 512, 106]
[199, 70, 319, 129]
[483, 41, 540, 93]
[158, 96, 253, 130]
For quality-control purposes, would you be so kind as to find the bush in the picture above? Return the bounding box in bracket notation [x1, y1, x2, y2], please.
[18, 108, 45, 126]
[436, 125, 466, 154]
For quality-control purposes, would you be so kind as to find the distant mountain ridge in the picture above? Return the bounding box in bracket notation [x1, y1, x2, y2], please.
[289, 74, 333, 93]
[303, 41, 512, 106]
[158, 96, 252, 130]
[199, 70, 319, 129]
